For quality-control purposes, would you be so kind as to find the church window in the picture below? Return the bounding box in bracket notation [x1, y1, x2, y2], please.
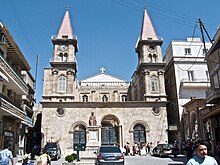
[153, 54, 157, 63]
[58, 76, 67, 92]
[152, 106, 161, 115]
[56, 107, 65, 116]
[63, 53, 68, 62]
[121, 95, 127, 102]
[151, 77, 159, 92]
[102, 95, 108, 102]
[149, 54, 153, 63]
[59, 53, 68, 62]
[82, 95, 88, 102]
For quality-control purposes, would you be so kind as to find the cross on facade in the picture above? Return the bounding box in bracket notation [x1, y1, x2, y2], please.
[100, 67, 105, 73]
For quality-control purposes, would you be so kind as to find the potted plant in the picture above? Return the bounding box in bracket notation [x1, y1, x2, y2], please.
[63, 153, 77, 164]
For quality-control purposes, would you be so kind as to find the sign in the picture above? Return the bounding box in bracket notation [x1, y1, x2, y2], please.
[4, 131, 13, 137]
[169, 125, 178, 131]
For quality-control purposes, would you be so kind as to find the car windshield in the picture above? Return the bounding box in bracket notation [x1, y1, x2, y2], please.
[47, 148, 57, 151]
[45, 143, 57, 148]
[164, 144, 174, 148]
[100, 147, 121, 153]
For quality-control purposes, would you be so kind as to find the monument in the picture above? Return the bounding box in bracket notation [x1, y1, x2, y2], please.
[79, 112, 100, 164]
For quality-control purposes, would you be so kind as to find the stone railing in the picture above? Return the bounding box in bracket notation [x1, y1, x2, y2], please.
[78, 81, 130, 87]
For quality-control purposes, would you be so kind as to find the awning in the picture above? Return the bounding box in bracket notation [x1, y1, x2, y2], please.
[0, 71, 9, 82]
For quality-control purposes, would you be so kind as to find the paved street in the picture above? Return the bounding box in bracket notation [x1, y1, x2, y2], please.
[49, 154, 187, 165]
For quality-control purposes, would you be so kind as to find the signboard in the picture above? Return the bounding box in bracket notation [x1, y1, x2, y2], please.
[169, 125, 178, 131]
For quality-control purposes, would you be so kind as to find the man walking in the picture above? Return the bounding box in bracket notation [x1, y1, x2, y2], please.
[186, 140, 217, 165]
[0, 144, 14, 165]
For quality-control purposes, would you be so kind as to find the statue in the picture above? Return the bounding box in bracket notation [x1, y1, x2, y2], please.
[89, 112, 97, 126]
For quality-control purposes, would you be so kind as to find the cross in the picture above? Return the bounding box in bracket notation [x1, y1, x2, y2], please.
[66, 5, 70, 10]
[100, 67, 105, 73]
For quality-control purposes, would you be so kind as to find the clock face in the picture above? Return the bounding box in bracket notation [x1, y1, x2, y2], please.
[60, 45, 68, 52]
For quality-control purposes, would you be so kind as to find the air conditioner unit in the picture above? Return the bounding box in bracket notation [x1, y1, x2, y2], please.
[0, 34, 6, 45]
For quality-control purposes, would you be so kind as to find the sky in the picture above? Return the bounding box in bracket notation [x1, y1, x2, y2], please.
[0, 0, 220, 103]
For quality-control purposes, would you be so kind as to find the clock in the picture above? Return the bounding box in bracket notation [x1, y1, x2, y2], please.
[60, 45, 68, 52]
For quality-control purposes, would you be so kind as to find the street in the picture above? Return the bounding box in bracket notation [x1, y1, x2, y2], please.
[50, 154, 187, 165]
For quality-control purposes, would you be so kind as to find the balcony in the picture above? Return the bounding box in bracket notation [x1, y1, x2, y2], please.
[206, 88, 220, 104]
[180, 78, 210, 89]
[0, 96, 25, 120]
[0, 55, 28, 94]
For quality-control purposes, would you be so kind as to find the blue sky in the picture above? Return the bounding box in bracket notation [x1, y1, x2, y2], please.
[0, 0, 220, 102]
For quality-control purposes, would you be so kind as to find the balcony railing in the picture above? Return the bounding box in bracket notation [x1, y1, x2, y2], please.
[51, 35, 77, 40]
[0, 55, 28, 93]
[0, 96, 25, 120]
[180, 78, 210, 88]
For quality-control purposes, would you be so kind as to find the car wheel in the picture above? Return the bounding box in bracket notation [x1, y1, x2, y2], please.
[174, 154, 177, 158]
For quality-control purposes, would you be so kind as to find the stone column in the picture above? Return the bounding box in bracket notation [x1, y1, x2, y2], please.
[52, 69, 58, 94]
[158, 70, 165, 95]
[143, 70, 150, 98]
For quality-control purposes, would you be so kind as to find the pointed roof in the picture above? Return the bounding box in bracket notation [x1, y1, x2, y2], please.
[57, 9, 74, 39]
[81, 73, 127, 83]
[140, 8, 158, 40]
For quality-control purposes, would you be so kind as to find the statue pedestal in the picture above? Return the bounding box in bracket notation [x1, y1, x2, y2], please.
[79, 126, 100, 164]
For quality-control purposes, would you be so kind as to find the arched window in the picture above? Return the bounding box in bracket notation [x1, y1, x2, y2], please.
[82, 95, 88, 102]
[58, 53, 68, 62]
[121, 95, 127, 102]
[153, 54, 157, 63]
[151, 77, 159, 92]
[102, 95, 108, 102]
[149, 54, 153, 63]
[63, 53, 68, 62]
[58, 76, 67, 92]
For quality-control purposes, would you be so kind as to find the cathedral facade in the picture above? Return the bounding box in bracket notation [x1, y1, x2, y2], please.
[41, 9, 168, 155]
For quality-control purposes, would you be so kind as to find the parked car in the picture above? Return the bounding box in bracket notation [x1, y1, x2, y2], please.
[95, 146, 124, 165]
[44, 142, 61, 160]
[153, 143, 179, 157]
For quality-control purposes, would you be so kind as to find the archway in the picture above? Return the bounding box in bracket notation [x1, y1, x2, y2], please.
[101, 114, 120, 146]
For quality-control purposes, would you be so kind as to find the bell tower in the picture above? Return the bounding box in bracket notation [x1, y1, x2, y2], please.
[129, 8, 167, 102]
[43, 8, 78, 101]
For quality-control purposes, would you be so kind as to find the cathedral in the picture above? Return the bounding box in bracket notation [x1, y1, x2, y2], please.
[41, 8, 168, 155]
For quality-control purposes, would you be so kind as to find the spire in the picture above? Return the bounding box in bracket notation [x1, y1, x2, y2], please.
[140, 8, 158, 40]
[57, 8, 74, 39]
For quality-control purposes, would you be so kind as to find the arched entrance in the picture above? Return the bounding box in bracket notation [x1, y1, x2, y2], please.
[101, 115, 120, 145]
[73, 124, 87, 151]
[133, 124, 146, 144]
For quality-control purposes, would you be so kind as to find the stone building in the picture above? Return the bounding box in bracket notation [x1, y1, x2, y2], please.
[204, 27, 220, 151]
[41, 8, 168, 155]
[0, 21, 35, 155]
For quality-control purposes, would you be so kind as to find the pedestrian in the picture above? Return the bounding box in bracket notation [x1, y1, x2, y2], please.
[15, 158, 22, 165]
[37, 148, 51, 165]
[216, 142, 220, 161]
[0, 144, 14, 165]
[185, 141, 194, 160]
[186, 140, 218, 165]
